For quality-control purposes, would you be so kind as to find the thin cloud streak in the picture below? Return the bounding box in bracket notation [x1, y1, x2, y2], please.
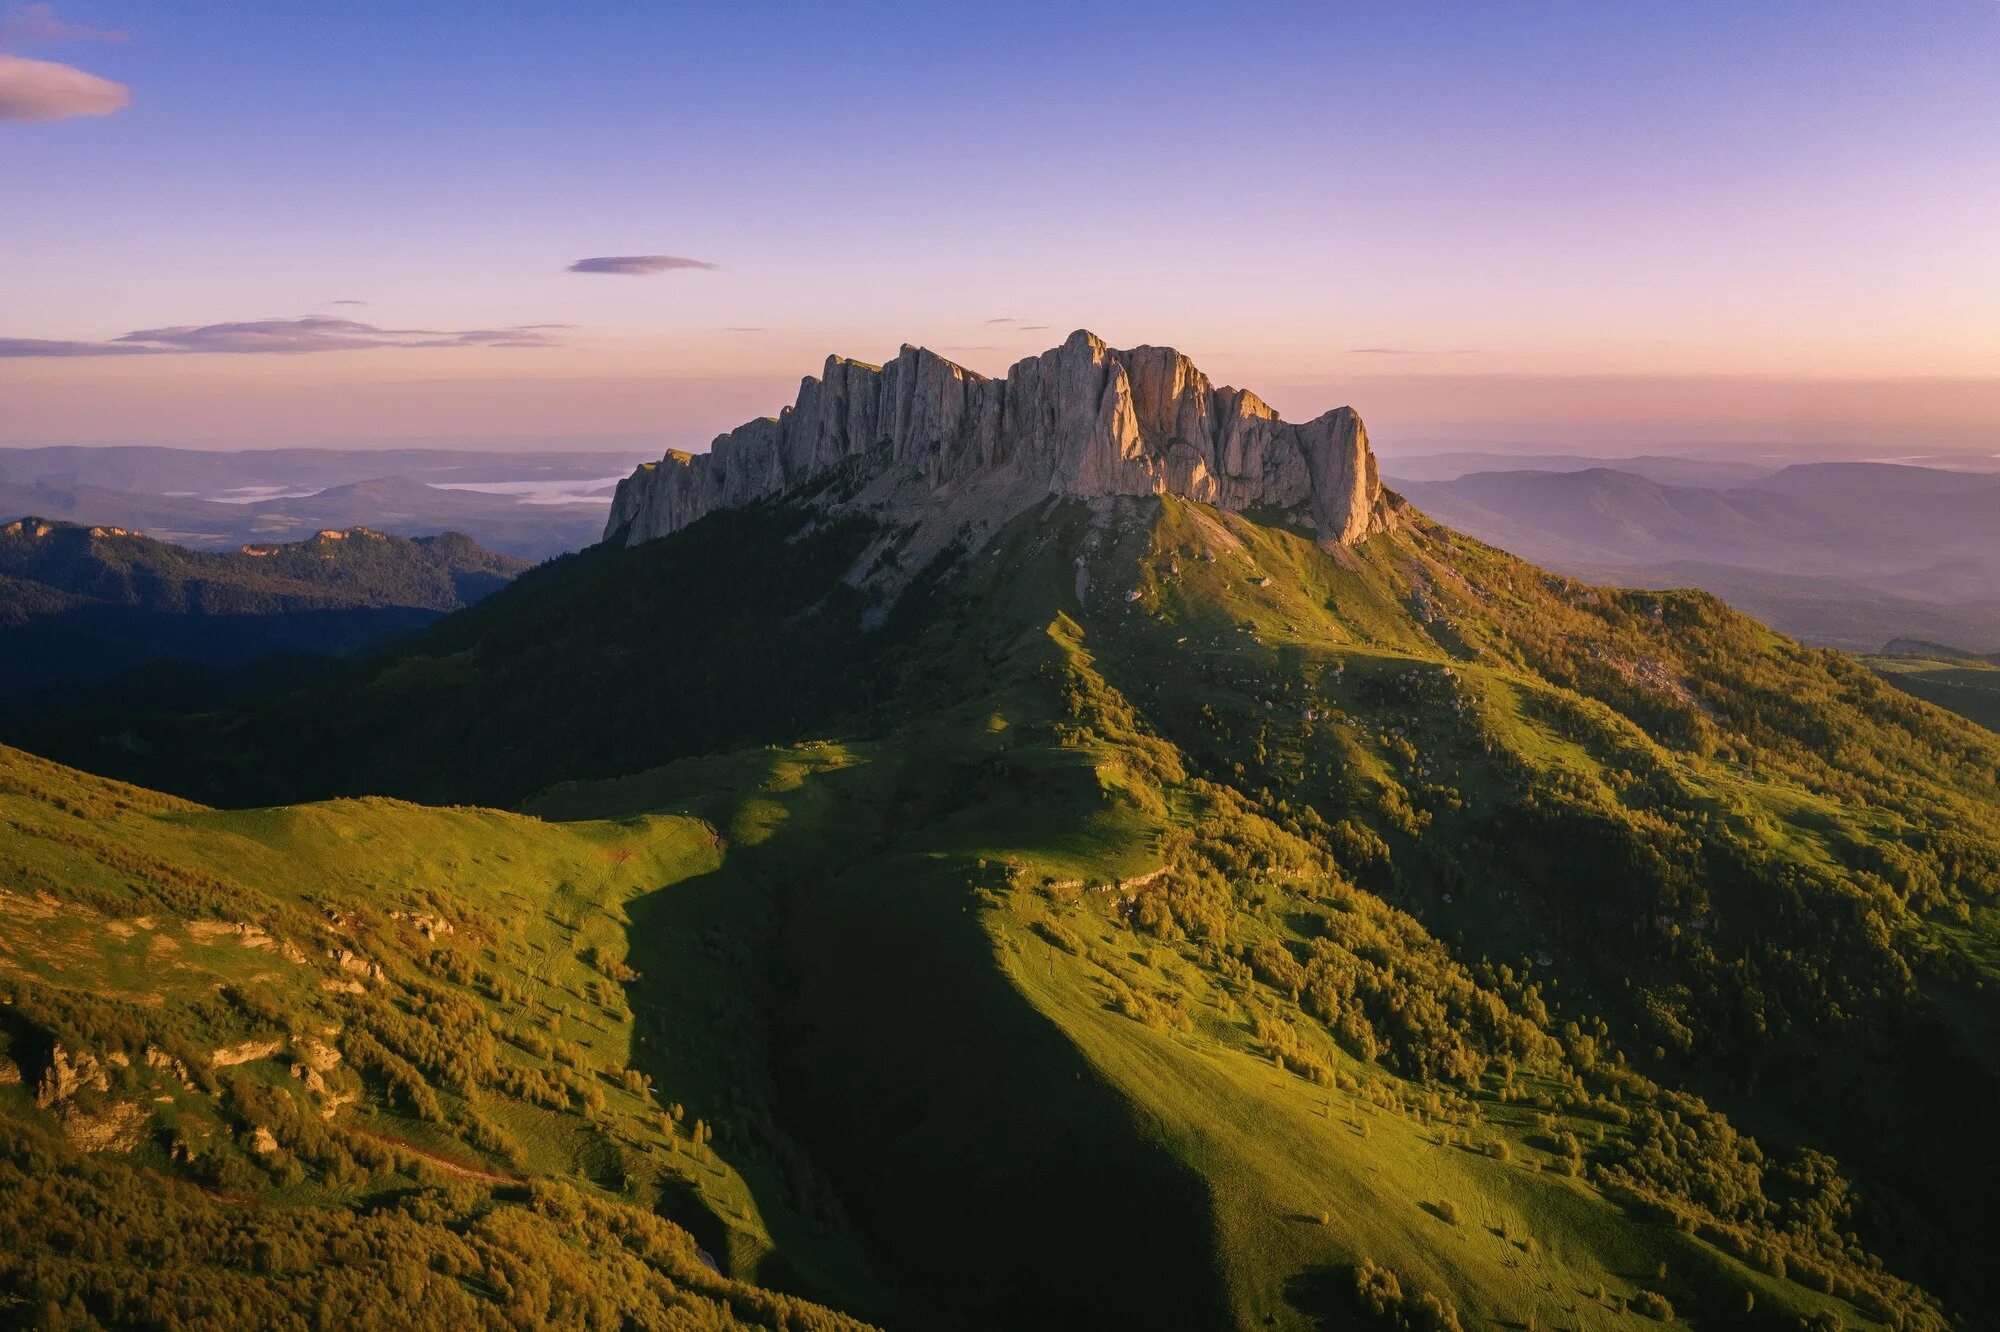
[0, 4, 126, 44]
[567, 254, 717, 276]
[0, 336, 152, 357]
[1348, 346, 1478, 356]
[0, 316, 571, 356]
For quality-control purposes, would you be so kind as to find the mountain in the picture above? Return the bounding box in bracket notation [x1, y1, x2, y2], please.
[1880, 638, 2000, 665]
[0, 474, 613, 563]
[1748, 461, 1999, 500]
[1746, 464, 2000, 569]
[1399, 467, 2000, 651]
[1589, 564, 2000, 657]
[6, 333, 1999, 1331]
[0, 444, 653, 496]
[0, 518, 526, 708]
[238, 474, 612, 560]
[1396, 469, 1855, 570]
[607, 328, 1388, 552]
[1379, 452, 1775, 488]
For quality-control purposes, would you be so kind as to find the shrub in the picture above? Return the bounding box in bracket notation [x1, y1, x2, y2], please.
[1631, 1289, 1674, 1321]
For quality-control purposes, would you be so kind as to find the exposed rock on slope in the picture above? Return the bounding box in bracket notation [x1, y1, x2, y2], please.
[605, 329, 1390, 550]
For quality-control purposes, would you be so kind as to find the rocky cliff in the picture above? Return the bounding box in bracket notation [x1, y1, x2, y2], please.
[605, 328, 1389, 550]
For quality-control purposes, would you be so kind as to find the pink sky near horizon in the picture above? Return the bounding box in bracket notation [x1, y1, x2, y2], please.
[9, 351, 1999, 460]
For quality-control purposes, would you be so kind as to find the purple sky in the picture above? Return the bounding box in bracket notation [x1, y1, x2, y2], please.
[3, 1, 1997, 455]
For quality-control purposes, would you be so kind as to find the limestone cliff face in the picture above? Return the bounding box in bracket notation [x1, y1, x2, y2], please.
[605, 329, 1387, 548]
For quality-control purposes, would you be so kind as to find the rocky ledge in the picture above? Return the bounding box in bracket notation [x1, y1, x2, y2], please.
[604, 329, 1389, 549]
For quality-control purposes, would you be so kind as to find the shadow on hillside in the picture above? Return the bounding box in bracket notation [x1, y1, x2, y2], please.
[607, 738, 1234, 1331]
[1283, 1265, 1354, 1328]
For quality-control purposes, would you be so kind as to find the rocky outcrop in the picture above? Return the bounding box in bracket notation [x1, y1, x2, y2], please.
[210, 1039, 284, 1069]
[605, 330, 1388, 550]
[34, 1044, 109, 1109]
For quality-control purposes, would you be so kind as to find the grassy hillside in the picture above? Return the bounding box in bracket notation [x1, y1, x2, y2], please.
[0, 745, 874, 1329]
[1866, 651, 2000, 733]
[9, 493, 2000, 1328]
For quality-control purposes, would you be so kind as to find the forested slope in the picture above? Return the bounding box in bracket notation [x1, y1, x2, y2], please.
[9, 493, 2000, 1328]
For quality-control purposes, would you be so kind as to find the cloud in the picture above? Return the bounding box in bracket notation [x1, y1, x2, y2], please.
[568, 254, 716, 276]
[721, 326, 765, 333]
[328, 298, 368, 306]
[0, 7, 129, 122]
[0, 51, 126, 120]
[1018, 324, 1050, 331]
[0, 335, 152, 357]
[1348, 346, 1477, 356]
[0, 4, 125, 44]
[0, 316, 570, 356]
[984, 317, 1021, 324]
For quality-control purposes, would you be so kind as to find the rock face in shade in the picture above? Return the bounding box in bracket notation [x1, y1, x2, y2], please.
[604, 329, 1390, 549]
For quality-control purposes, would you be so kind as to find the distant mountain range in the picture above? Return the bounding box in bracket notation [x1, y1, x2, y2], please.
[0, 516, 526, 710]
[1379, 451, 1777, 488]
[0, 445, 651, 561]
[0, 444, 650, 495]
[1394, 462, 2000, 651]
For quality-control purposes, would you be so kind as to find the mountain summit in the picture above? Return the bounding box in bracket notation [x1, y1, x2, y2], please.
[606, 329, 1390, 551]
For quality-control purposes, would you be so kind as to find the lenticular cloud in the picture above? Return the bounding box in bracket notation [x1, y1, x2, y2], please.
[0, 317, 570, 357]
[567, 255, 717, 276]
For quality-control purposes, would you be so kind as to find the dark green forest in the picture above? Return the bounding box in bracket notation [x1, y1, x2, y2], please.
[0, 518, 526, 709]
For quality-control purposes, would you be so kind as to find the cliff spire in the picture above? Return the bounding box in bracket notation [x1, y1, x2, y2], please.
[604, 331, 1388, 549]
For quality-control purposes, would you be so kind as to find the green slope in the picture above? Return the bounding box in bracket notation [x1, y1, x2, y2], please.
[0, 745, 875, 1329]
[7, 492, 2000, 1329]
[520, 497, 1998, 1328]
[1866, 652, 2000, 733]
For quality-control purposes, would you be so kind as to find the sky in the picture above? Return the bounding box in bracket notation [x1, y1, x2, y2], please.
[2, 1, 1998, 457]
